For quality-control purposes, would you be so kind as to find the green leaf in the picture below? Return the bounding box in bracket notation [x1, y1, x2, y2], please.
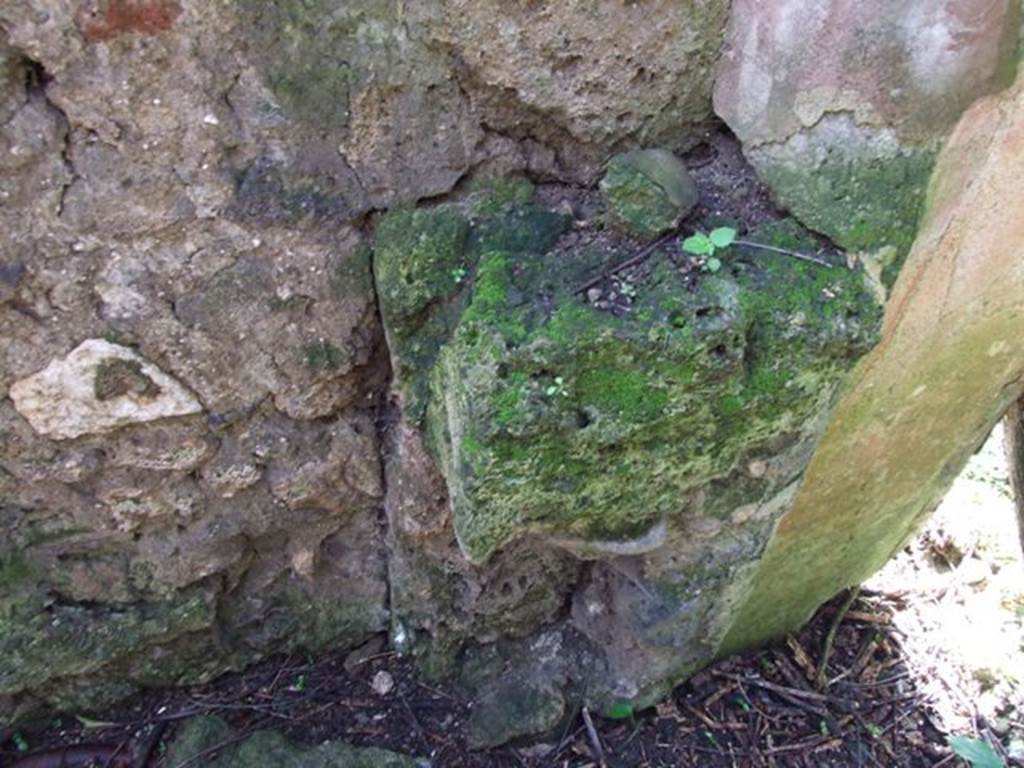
[682, 233, 714, 256]
[948, 736, 1005, 768]
[606, 701, 634, 720]
[709, 226, 737, 248]
[706, 257, 722, 273]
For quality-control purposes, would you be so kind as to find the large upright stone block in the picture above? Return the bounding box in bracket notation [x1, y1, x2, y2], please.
[721, 74, 1024, 655]
[714, 0, 1020, 280]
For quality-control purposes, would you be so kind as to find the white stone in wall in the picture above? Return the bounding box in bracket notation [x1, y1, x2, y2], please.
[9, 339, 202, 440]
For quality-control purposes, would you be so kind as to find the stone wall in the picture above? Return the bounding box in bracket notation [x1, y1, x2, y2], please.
[0, 0, 1020, 734]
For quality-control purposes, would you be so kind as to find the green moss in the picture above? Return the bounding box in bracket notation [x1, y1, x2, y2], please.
[757, 147, 936, 285]
[302, 340, 348, 370]
[469, 177, 535, 215]
[375, 205, 471, 327]
[470, 208, 570, 256]
[422, 219, 880, 562]
[93, 358, 159, 401]
[0, 591, 215, 700]
[373, 194, 569, 423]
[373, 204, 473, 420]
[235, 0, 382, 128]
[167, 716, 420, 768]
[600, 150, 699, 241]
[576, 366, 668, 422]
[0, 553, 33, 592]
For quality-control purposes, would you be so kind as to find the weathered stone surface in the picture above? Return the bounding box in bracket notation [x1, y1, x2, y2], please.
[423, 221, 877, 563]
[600, 149, 699, 240]
[467, 675, 565, 749]
[167, 716, 422, 768]
[437, 0, 730, 171]
[375, 185, 880, 711]
[720, 73, 1024, 654]
[2, 0, 1018, 736]
[714, 0, 1020, 273]
[9, 339, 202, 440]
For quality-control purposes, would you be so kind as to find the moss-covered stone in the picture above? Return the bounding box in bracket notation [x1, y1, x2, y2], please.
[167, 716, 421, 768]
[0, 590, 215, 700]
[235, 0, 379, 128]
[373, 192, 569, 422]
[720, 78, 1024, 653]
[600, 149, 699, 241]
[424, 218, 879, 562]
[751, 139, 936, 285]
[466, 677, 565, 749]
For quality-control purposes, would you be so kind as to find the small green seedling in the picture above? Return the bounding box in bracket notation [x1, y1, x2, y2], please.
[681, 227, 737, 273]
[12, 733, 29, 753]
[544, 376, 567, 398]
[451, 266, 468, 284]
[606, 701, 634, 720]
[819, 719, 829, 736]
[947, 736, 1004, 768]
[865, 722, 882, 738]
[731, 694, 752, 713]
[289, 673, 307, 692]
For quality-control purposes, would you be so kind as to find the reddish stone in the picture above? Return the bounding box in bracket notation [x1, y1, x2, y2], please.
[79, 0, 182, 43]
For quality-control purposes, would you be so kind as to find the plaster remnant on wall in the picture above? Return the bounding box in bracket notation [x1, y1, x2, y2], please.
[9, 338, 202, 440]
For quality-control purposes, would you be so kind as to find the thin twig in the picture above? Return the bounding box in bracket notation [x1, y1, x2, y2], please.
[816, 587, 861, 689]
[398, 692, 429, 755]
[573, 228, 683, 295]
[581, 707, 607, 767]
[733, 239, 836, 268]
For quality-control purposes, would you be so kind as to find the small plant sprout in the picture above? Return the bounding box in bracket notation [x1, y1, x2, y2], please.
[732, 694, 752, 713]
[289, 673, 307, 692]
[545, 376, 568, 398]
[682, 226, 736, 273]
[606, 701, 634, 720]
[684, 225, 835, 269]
[13, 733, 29, 753]
[618, 281, 638, 299]
[451, 265, 468, 284]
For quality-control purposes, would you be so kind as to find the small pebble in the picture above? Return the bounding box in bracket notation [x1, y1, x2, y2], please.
[586, 288, 602, 303]
[372, 670, 395, 696]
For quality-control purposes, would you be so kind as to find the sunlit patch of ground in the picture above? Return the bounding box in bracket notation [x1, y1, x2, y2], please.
[867, 424, 1024, 761]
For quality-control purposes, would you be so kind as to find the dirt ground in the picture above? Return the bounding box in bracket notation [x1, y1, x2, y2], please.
[2, 427, 1021, 767]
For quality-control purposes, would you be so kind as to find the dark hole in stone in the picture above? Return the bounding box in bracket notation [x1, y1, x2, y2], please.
[575, 409, 592, 429]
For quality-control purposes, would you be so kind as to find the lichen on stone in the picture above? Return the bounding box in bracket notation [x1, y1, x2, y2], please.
[94, 357, 160, 401]
[600, 149, 699, 240]
[394, 207, 882, 562]
[373, 185, 570, 422]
